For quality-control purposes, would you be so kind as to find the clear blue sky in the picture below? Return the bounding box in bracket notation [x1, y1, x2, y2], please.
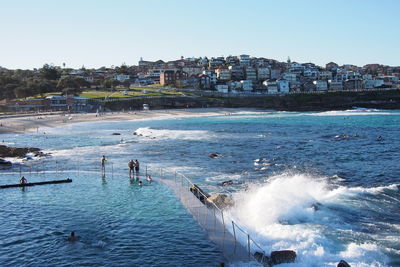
[1, 0, 399, 69]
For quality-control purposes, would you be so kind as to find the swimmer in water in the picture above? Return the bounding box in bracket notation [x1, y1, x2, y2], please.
[67, 231, 78, 242]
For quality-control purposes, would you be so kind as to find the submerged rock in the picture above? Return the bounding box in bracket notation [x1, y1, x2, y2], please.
[209, 153, 219, 158]
[207, 193, 234, 209]
[270, 250, 296, 265]
[254, 251, 271, 266]
[0, 158, 12, 167]
[337, 260, 351, 267]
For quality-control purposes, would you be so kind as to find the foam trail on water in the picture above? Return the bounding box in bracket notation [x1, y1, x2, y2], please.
[226, 173, 389, 266]
[134, 127, 212, 141]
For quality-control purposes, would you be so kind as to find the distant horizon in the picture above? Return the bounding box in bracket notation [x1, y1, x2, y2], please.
[1, 0, 399, 69]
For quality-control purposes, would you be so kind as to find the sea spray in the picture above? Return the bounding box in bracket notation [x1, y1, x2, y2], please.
[226, 172, 388, 266]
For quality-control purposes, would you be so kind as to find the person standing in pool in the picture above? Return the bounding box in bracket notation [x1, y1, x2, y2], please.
[20, 176, 27, 184]
[128, 159, 135, 178]
[134, 159, 139, 173]
[101, 155, 107, 175]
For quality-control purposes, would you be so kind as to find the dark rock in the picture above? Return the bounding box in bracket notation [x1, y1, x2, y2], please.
[337, 260, 351, 267]
[209, 153, 219, 158]
[270, 250, 296, 265]
[133, 132, 137, 135]
[112, 133, 121, 135]
[207, 193, 234, 209]
[254, 251, 271, 266]
[221, 180, 234, 186]
[190, 184, 210, 204]
[0, 158, 12, 167]
[0, 145, 41, 158]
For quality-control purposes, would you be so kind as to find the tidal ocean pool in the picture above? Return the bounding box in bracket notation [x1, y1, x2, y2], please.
[0, 109, 399, 266]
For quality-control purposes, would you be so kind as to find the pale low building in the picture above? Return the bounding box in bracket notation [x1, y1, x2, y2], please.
[215, 84, 229, 93]
[328, 80, 343, 91]
[240, 80, 253, 91]
[363, 79, 384, 89]
[313, 80, 328, 91]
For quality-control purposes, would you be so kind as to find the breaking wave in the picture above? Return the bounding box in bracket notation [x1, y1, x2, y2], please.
[227, 172, 394, 266]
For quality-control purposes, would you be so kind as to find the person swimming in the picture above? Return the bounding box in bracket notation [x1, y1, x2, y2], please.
[67, 231, 78, 242]
[146, 175, 152, 182]
[139, 180, 143, 186]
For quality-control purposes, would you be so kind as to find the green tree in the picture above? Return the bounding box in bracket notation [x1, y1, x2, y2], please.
[40, 64, 61, 80]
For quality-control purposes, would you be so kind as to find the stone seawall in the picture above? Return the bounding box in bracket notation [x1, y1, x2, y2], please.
[92, 89, 400, 111]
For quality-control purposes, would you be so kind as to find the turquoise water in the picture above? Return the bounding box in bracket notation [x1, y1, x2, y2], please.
[1, 108, 400, 266]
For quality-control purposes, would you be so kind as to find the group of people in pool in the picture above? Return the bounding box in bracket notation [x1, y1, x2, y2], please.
[101, 155, 152, 185]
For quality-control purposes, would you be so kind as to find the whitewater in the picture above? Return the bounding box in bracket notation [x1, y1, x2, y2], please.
[0, 109, 399, 266]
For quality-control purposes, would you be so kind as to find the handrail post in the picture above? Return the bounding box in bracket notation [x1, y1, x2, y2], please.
[247, 234, 251, 260]
[232, 221, 236, 253]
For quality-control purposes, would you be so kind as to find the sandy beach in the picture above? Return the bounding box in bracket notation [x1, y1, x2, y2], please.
[0, 108, 246, 135]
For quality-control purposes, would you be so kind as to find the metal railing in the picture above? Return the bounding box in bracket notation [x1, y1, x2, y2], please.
[155, 168, 267, 264]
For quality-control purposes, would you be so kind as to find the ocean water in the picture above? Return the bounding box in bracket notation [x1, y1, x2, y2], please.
[0, 108, 399, 266]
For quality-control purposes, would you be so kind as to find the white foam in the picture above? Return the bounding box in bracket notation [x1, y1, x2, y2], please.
[134, 127, 212, 141]
[226, 172, 390, 266]
[308, 110, 395, 116]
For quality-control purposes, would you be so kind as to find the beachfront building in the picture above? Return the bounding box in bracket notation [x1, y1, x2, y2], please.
[160, 70, 188, 86]
[328, 80, 344, 91]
